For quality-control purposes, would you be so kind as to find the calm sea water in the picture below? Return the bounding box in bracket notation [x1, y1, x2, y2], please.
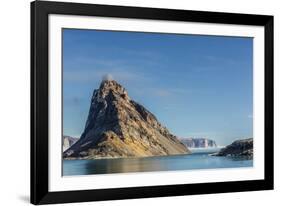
[63, 148, 253, 176]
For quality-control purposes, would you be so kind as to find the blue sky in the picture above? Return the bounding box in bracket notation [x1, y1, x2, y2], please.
[63, 29, 253, 146]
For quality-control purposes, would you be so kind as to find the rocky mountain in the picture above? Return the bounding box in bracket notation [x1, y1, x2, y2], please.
[215, 138, 253, 158]
[179, 138, 217, 148]
[64, 79, 190, 159]
[63, 136, 79, 152]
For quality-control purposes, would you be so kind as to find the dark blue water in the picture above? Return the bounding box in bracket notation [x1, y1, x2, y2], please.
[63, 148, 253, 176]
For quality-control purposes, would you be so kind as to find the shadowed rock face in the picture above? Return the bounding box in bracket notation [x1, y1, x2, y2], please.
[215, 138, 253, 158]
[64, 79, 190, 159]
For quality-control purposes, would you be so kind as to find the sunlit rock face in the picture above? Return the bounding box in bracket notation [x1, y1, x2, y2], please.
[179, 138, 217, 148]
[63, 136, 79, 152]
[64, 79, 190, 159]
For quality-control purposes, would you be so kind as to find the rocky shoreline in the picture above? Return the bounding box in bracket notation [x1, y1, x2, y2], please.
[213, 138, 253, 158]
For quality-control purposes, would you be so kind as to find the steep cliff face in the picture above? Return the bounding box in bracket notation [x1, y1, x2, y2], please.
[63, 136, 79, 152]
[180, 138, 217, 148]
[64, 79, 190, 159]
[215, 138, 253, 158]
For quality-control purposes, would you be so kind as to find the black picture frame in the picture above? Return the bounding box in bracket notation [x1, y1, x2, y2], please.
[31, 0, 274, 204]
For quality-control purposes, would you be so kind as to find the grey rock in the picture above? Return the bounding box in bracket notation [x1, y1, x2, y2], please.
[63, 136, 79, 152]
[215, 138, 253, 158]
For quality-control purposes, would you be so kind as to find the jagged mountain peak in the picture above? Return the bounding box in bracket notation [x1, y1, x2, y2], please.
[64, 78, 190, 159]
[94, 79, 130, 101]
[100, 79, 123, 92]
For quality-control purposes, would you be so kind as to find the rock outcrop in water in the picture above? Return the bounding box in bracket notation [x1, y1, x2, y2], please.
[179, 137, 217, 148]
[215, 138, 253, 158]
[64, 79, 190, 159]
[63, 136, 79, 152]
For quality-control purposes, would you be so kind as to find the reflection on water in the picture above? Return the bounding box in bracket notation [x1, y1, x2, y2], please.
[85, 157, 166, 174]
[63, 148, 253, 176]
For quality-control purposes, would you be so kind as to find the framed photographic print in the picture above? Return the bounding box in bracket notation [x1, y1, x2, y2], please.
[31, 0, 274, 204]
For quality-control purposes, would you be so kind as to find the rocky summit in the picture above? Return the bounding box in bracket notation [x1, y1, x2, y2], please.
[64, 79, 190, 159]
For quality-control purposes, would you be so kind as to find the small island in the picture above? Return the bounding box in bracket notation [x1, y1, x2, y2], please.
[214, 138, 253, 159]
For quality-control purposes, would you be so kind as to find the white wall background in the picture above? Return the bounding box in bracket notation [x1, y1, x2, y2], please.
[0, 0, 279, 205]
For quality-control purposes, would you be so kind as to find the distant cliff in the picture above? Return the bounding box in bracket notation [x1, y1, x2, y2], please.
[179, 138, 217, 148]
[64, 79, 190, 159]
[63, 136, 79, 152]
[215, 138, 253, 158]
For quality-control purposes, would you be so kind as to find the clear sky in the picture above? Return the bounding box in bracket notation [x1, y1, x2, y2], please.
[63, 29, 253, 146]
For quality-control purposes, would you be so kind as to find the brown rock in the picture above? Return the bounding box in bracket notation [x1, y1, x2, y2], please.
[64, 79, 190, 159]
